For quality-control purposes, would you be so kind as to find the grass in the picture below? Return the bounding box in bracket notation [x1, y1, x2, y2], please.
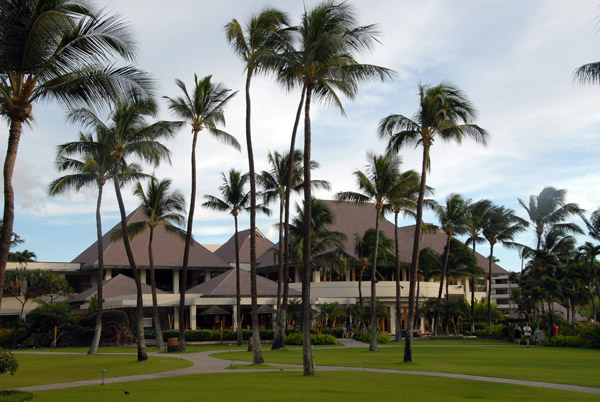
[1, 353, 193, 389]
[0, 390, 34, 402]
[30, 371, 599, 401]
[214, 345, 600, 388]
[410, 338, 513, 345]
[16, 344, 247, 354]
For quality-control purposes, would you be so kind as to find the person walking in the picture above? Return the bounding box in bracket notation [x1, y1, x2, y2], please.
[523, 322, 533, 347]
[513, 323, 523, 346]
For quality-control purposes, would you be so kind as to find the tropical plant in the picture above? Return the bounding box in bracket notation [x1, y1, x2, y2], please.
[49, 131, 144, 354]
[337, 152, 401, 351]
[7, 250, 36, 263]
[578, 242, 600, 322]
[114, 178, 185, 351]
[518, 186, 583, 251]
[464, 199, 492, 333]
[482, 205, 527, 326]
[0, 348, 17, 376]
[164, 74, 238, 351]
[258, 150, 330, 350]
[226, 7, 289, 365]
[68, 97, 177, 361]
[378, 82, 487, 361]
[0, 0, 151, 315]
[203, 169, 268, 346]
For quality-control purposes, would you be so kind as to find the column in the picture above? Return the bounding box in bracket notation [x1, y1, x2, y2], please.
[173, 270, 180, 294]
[140, 269, 147, 284]
[173, 307, 179, 330]
[190, 306, 197, 330]
[105, 269, 112, 280]
[294, 266, 301, 283]
[390, 306, 396, 335]
[232, 304, 238, 331]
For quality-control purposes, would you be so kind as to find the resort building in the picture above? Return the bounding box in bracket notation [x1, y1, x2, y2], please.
[1, 200, 512, 335]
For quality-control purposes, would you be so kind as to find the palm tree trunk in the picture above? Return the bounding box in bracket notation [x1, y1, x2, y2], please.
[179, 130, 199, 352]
[113, 167, 147, 361]
[273, 86, 306, 351]
[89, 183, 105, 354]
[433, 234, 451, 336]
[394, 211, 402, 342]
[234, 214, 243, 346]
[245, 70, 264, 365]
[487, 243, 495, 328]
[148, 227, 163, 351]
[276, 198, 284, 311]
[0, 119, 23, 318]
[404, 142, 429, 363]
[415, 276, 420, 329]
[470, 244, 476, 334]
[302, 85, 315, 375]
[370, 207, 380, 352]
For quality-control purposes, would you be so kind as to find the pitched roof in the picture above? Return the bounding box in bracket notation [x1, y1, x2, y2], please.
[72, 207, 229, 269]
[71, 274, 165, 302]
[187, 268, 301, 297]
[215, 228, 275, 264]
[319, 199, 508, 275]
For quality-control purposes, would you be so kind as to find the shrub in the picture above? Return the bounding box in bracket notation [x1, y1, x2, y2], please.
[25, 301, 72, 332]
[259, 329, 274, 340]
[578, 323, 600, 348]
[0, 328, 26, 349]
[545, 335, 585, 348]
[79, 310, 129, 328]
[321, 327, 344, 338]
[0, 349, 18, 375]
[284, 333, 337, 345]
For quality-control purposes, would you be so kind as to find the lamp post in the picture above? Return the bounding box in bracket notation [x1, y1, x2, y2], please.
[101, 369, 106, 385]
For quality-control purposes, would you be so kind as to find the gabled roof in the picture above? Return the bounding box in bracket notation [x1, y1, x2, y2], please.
[187, 268, 301, 297]
[71, 274, 165, 302]
[319, 200, 508, 275]
[215, 228, 274, 264]
[72, 207, 229, 269]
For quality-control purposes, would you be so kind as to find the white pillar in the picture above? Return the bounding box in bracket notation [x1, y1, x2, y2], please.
[190, 306, 197, 330]
[313, 269, 320, 282]
[140, 269, 147, 284]
[105, 269, 112, 280]
[390, 306, 397, 335]
[173, 270, 179, 294]
[346, 271, 351, 281]
[173, 307, 179, 330]
[294, 266, 301, 283]
[232, 304, 238, 331]
[205, 272, 211, 281]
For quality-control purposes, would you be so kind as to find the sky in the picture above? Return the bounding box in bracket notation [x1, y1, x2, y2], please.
[3, 0, 600, 271]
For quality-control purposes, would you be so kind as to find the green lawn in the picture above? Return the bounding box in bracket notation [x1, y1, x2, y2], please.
[215, 346, 600, 388]
[1, 354, 193, 389]
[31, 371, 599, 401]
[18, 344, 247, 354]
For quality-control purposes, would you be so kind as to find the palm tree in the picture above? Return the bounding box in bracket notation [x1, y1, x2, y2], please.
[378, 82, 487, 362]
[482, 205, 527, 327]
[464, 199, 492, 334]
[432, 193, 468, 335]
[387, 170, 421, 341]
[337, 152, 401, 351]
[292, 1, 392, 374]
[225, 7, 289, 365]
[48, 132, 143, 354]
[68, 97, 177, 361]
[578, 242, 600, 322]
[258, 150, 330, 350]
[518, 186, 583, 251]
[164, 74, 238, 351]
[0, 0, 151, 314]
[203, 169, 270, 346]
[115, 178, 186, 352]
[584, 208, 600, 242]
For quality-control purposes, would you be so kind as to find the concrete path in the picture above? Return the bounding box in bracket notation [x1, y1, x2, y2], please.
[12, 342, 600, 395]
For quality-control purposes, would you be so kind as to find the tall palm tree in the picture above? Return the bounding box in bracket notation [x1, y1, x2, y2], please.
[337, 152, 401, 351]
[68, 97, 177, 361]
[115, 178, 186, 352]
[226, 8, 289, 365]
[518, 186, 583, 251]
[0, 0, 151, 314]
[164, 74, 238, 351]
[203, 169, 270, 346]
[482, 205, 527, 327]
[293, 1, 392, 374]
[387, 170, 421, 341]
[578, 242, 600, 322]
[584, 208, 600, 242]
[258, 150, 330, 350]
[48, 132, 143, 354]
[378, 82, 487, 362]
[432, 193, 468, 335]
[464, 199, 492, 334]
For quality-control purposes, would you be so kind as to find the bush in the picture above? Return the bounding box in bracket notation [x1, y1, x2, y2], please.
[284, 333, 337, 346]
[22, 330, 54, 348]
[0, 349, 18, 375]
[578, 323, 600, 348]
[0, 328, 26, 349]
[545, 335, 585, 348]
[321, 327, 344, 338]
[79, 310, 129, 328]
[162, 329, 247, 342]
[25, 302, 72, 332]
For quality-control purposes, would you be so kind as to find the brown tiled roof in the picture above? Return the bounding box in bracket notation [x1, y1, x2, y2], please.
[215, 228, 274, 264]
[186, 268, 301, 297]
[72, 207, 230, 269]
[320, 200, 508, 275]
[71, 274, 165, 302]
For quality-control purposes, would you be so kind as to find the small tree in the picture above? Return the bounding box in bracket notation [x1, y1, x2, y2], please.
[0, 349, 18, 376]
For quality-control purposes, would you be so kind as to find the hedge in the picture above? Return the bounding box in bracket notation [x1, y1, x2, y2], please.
[285, 333, 337, 345]
[352, 330, 392, 344]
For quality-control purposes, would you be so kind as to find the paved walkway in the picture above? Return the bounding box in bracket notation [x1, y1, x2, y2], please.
[12, 341, 600, 395]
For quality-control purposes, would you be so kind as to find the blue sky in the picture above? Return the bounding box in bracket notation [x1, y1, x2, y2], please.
[3, 0, 600, 271]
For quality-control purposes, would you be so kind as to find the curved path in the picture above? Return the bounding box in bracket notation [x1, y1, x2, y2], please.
[13, 341, 600, 395]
